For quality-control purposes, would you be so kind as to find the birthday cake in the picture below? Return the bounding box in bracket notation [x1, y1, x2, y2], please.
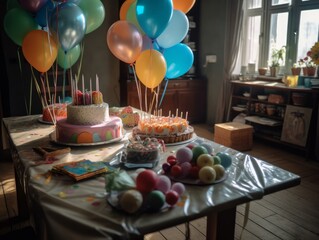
[42, 103, 67, 123]
[132, 114, 194, 144]
[56, 89, 123, 144]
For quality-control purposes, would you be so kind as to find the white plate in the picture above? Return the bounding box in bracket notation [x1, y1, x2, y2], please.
[162, 171, 228, 186]
[232, 106, 246, 112]
[38, 117, 55, 125]
[49, 132, 126, 147]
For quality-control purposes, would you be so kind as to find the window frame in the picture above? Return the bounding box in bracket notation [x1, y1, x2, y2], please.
[239, 0, 319, 74]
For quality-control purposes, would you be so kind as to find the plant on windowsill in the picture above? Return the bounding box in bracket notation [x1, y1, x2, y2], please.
[269, 46, 285, 77]
[299, 50, 317, 76]
[308, 42, 319, 77]
[291, 59, 302, 76]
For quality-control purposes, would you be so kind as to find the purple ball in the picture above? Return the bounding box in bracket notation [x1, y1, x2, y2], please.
[156, 175, 171, 194]
[171, 182, 185, 196]
[180, 162, 192, 177]
[176, 147, 193, 164]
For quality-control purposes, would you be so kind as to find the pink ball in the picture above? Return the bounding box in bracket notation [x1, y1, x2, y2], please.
[180, 162, 192, 177]
[155, 175, 171, 194]
[176, 147, 193, 164]
[171, 182, 185, 196]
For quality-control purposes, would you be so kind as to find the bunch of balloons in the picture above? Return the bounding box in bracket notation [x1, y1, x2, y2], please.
[3, 0, 105, 73]
[107, 0, 196, 89]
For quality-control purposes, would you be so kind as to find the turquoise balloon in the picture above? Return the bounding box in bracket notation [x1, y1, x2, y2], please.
[4, 8, 38, 46]
[163, 43, 194, 79]
[136, 0, 173, 39]
[77, 0, 105, 34]
[57, 45, 81, 69]
[157, 10, 189, 49]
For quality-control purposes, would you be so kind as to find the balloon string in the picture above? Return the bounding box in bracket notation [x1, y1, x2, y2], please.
[63, 51, 67, 101]
[159, 78, 168, 107]
[131, 64, 143, 111]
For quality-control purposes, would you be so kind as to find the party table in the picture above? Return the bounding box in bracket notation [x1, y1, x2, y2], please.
[2, 115, 301, 240]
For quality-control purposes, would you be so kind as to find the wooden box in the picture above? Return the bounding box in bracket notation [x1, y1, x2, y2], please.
[214, 122, 253, 151]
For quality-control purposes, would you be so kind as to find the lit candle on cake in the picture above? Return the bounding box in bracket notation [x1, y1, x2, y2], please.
[82, 75, 85, 105]
[90, 78, 92, 104]
[96, 74, 99, 92]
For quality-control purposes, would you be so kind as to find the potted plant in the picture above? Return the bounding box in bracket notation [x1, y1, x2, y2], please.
[269, 46, 285, 77]
[300, 51, 316, 76]
[308, 42, 319, 76]
[291, 60, 302, 75]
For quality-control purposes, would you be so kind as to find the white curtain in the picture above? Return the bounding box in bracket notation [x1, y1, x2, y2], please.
[215, 0, 244, 123]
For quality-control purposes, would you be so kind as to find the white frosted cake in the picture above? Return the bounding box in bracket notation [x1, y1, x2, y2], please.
[67, 103, 109, 125]
[56, 89, 123, 144]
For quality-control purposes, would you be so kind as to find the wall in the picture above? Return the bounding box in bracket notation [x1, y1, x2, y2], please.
[199, 1, 228, 125]
[0, 0, 120, 117]
[1, 0, 229, 125]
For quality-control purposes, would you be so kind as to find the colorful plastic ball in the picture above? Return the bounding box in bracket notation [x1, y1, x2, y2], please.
[200, 142, 213, 154]
[155, 175, 171, 194]
[165, 190, 179, 206]
[216, 152, 232, 169]
[171, 182, 185, 196]
[176, 147, 193, 163]
[136, 170, 158, 193]
[191, 145, 208, 162]
[145, 190, 165, 212]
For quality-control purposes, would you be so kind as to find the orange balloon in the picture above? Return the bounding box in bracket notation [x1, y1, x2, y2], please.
[119, 0, 135, 20]
[172, 0, 196, 13]
[22, 30, 57, 73]
[135, 49, 166, 89]
[107, 20, 142, 64]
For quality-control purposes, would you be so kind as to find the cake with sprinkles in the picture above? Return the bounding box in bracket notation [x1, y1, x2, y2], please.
[55, 82, 123, 144]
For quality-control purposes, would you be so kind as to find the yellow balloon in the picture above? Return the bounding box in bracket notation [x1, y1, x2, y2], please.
[135, 49, 166, 89]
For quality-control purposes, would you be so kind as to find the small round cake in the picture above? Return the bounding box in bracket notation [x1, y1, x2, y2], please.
[42, 103, 67, 123]
[67, 103, 109, 125]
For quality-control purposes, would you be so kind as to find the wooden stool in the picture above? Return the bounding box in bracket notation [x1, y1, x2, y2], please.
[214, 122, 253, 151]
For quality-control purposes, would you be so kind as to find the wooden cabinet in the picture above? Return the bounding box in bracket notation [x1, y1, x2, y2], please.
[227, 80, 319, 158]
[127, 78, 206, 123]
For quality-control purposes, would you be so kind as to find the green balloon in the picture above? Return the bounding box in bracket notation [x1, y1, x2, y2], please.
[7, 0, 21, 11]
[57, 45, 81, 69]
[4, 8, 38, 46]
[126, 1, 144, 34]
[78, 0, 105, 34]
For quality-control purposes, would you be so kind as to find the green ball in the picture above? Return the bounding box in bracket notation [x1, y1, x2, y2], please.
[145, 190, 165, 212]
[213, 155, 221, 165]
[192, 146, 208, 162]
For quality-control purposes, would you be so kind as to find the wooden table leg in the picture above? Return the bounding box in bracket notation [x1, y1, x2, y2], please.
[207, 207, 236, 240]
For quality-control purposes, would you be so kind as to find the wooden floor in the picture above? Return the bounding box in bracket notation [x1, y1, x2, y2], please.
[1, 123, 319, 239]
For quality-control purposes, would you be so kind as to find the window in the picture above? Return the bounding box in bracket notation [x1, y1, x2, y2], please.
[236, 0, 319, 75]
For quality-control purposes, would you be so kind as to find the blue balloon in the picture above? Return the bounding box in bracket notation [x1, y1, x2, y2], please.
[163, 43, 194, 79]
[136, 0, 173, 39]
[49, 2, 86, 51]
[157, 10, 189, 49]
[35, 0, 56, 27]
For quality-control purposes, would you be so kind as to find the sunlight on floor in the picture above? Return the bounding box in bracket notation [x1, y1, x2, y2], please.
[1, 178, 16, 195]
